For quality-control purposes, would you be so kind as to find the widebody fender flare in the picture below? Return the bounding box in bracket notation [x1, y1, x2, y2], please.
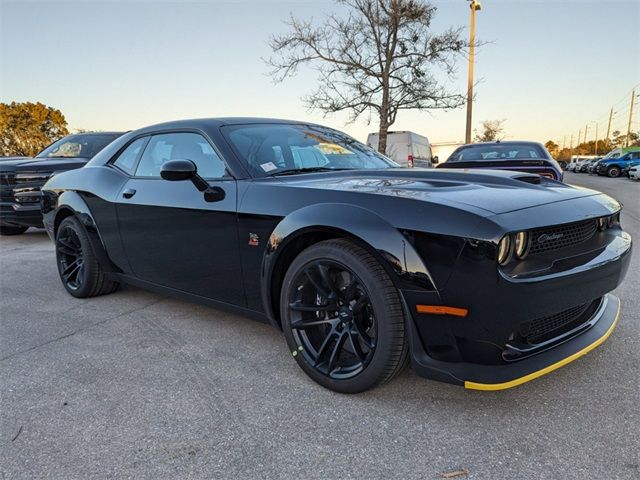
[48, 190, 120, 274]
[261, 203, 437, 327]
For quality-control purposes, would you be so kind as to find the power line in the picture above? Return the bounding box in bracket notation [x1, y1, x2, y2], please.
[562, 86, 639, 150]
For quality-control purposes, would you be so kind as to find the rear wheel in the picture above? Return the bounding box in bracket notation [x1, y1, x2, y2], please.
[280, 239, 408, 393]
[55, 216, 119, 298]
[0, 225, 28, 235]
[607, 166, 621, 178]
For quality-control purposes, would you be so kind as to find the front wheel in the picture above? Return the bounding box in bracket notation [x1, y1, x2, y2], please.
[281, 239, 408, 393]
[55, 216, 119, 298]
[607, 166, 621, 178]
[0, 225, 28, 235]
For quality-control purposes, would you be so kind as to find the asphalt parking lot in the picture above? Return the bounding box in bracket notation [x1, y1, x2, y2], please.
[1, 173, 638, 480]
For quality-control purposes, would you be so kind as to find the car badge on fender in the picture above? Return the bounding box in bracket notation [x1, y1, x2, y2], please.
[248, 233, 260, 246]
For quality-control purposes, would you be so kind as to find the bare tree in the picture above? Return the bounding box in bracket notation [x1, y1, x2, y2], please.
[267, 0, 467, 154]
[474, 119, 506, 142]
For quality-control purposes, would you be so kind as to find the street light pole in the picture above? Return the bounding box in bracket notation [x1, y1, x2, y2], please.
[464, 0, 482, 144]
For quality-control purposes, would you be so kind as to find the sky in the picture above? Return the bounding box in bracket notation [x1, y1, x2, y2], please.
[1, 0, 639, 146]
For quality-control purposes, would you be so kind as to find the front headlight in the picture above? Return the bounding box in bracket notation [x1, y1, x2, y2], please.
[497, 235, 511, 265]
[514, 231, 530, 259]
[597, 213, 620, 230]
[597, 217, 607, 231]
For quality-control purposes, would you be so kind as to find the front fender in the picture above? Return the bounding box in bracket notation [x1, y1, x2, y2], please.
[261, 203, 437, 325]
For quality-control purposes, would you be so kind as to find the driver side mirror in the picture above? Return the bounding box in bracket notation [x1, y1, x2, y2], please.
[432, 156, 439, 164]
[161, 159, 197, 182]
[160, 159, 225, 202]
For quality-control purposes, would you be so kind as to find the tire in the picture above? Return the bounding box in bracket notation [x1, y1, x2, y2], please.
[55, 216, 119, 298]
[607, 166, 621, 178]
[0, 225, 28, 235]
[280, 239, 408, 393]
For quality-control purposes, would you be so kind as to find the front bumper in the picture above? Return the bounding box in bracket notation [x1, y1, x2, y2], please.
[406, 293, 620, 390]
[402, 221, 631, 390]
[0, 201, 43, 228]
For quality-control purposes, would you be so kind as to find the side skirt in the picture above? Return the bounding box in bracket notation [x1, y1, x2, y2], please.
[114, 274, 271, 325]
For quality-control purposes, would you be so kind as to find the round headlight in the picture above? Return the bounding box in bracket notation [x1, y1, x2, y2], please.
[597, 217, 607, 231]
[497, 235, 511, 265]
[607, 215, 615, 228]
[514, 231, 530, 259]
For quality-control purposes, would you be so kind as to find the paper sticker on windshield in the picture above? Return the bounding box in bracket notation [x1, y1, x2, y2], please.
[260, 162, 277, 172]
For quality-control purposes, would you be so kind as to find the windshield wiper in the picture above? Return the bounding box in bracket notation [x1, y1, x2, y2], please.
[269, 167, 353, 176]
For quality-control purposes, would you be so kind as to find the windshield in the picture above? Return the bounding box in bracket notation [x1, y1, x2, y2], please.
[224, 124, 397, 177]
[37, 133, 121, 159]
[447, 143, 548, 162]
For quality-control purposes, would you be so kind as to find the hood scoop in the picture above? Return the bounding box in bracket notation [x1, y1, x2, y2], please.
[513, 174, 542, 185]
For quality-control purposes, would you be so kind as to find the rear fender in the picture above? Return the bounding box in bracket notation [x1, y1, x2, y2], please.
[52, 191, 119, 274]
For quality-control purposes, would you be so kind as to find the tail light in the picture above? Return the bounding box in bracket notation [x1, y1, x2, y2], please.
[407, 155, 414, 168]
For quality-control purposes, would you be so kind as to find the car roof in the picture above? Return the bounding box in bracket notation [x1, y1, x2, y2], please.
[459, 141, 543, 148]
[75, 132, 127, 136]
[137, 117, 318, 132]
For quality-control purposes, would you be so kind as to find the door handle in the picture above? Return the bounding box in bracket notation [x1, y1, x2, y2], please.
[122, 188, 136, 199]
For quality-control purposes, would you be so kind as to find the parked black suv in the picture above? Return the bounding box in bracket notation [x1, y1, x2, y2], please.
[0, 132, 123, 235]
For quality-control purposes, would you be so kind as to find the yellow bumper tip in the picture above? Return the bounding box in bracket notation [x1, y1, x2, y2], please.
[464, 303, 620, 391]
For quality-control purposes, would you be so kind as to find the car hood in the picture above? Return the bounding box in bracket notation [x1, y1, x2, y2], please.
[0, 156, 89, 173]
[276, 168, 601, 215]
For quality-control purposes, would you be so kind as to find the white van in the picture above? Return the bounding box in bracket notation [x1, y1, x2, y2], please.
[367, 131, 433, 168]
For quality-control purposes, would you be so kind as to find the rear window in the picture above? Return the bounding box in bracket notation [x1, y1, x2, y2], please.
[447, 144, 547, 162]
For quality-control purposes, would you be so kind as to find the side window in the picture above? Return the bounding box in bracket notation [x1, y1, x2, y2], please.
[112, 137, 147, 175]
[134, 132, 226, 178]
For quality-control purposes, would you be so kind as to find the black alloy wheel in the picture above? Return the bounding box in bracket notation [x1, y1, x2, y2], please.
[281, 239, 408, 393]
[55, 216, 119, 298]
[288, 259, 377, 380]
[57, 224, 85, 291]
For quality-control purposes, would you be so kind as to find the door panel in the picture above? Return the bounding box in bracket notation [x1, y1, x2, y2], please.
[116, 178, 244, 306]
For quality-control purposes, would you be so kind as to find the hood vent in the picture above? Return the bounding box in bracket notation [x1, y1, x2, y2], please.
[513, 174, 542, 185]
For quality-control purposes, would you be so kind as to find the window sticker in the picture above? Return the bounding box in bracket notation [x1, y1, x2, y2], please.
[260, 162, 278, 172]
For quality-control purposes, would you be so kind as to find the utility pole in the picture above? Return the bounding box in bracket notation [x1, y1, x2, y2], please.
[464, 0, 482, 144]
[605, 107, 613, 147]
[626, 88, 635, 147]
[594, 123, 599, 156]
[584, 124, 589, 145]
[578, 128, 582, 151]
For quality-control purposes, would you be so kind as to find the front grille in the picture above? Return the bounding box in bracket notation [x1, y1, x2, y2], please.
[518, 299, 600, 344]
[11, 171, 52, 204]
[0, 173, 15, 186]
[15, 171, 52, 185]
[528, 219, 598, 256]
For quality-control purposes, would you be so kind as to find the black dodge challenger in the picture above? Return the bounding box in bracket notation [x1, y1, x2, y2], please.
[40, 118, 631, 393]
